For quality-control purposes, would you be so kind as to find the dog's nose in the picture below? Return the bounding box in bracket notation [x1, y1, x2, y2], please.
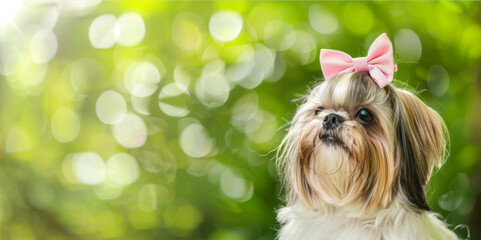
[323, 113, 345, 130]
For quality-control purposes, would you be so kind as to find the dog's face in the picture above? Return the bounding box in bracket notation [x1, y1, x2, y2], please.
[278, 72, 447, 212]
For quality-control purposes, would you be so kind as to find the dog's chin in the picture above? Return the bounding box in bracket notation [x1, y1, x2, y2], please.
[308, 146, 354, 206]
[313, 137, 353, 173]
[302, 133, 356, 206]
[319, 134, 349, 154]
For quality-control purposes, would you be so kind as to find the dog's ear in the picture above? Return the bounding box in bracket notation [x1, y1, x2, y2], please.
[393, 89, 447, 211]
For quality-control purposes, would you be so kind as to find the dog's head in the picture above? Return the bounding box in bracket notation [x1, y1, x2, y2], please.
[278, 72, 447, 212]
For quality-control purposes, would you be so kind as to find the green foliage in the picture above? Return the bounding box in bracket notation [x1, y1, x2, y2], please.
[0, 1, 480, 239]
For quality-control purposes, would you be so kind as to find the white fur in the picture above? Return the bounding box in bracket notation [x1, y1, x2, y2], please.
[277, 199, 459, 240]
[332, 75, 351, 105]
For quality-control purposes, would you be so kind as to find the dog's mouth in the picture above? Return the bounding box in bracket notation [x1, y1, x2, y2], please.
[320, 134, 349, 152]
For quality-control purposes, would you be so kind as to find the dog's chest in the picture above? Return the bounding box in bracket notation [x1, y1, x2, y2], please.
[277, 207, 383, 240]
[276, 205, 458, 240]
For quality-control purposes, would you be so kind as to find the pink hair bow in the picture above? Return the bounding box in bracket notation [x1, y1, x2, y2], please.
[319, 33, 397, 88]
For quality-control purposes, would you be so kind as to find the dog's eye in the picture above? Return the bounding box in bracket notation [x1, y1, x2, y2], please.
[356, 108, 374, 124]
[315, 106, 324, 115]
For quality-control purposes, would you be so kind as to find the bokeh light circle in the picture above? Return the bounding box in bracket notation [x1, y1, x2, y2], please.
[11, 62, 48, 91]
[94, 183, 123, 200]
[138, 149, 177, 182]
[231, 92, 259, 131]
[158, 83, 190, 117]
[172, 12, 203, 51]
[89, 14, 117, 49]
[195, 60, 230, 107]
[394, 29, 422, 62]
[131, 95, 150, 115]
[224, 45, 255, 83]
[37, 7, 60, 30]
[263, 20, 296, 51]
[209, 10, 243, 43]
[290, 31, 317, 65]
[96, 90, 127, 125]
[30, 29, 58, 64]
[72, 152, 106, 185]
[62, 0, 101, 16]
[180, 123, 213, 158]
[220, 168, 254, 202]
[427, 64, 450, 97]
[137, 184, 172, 211]
[174, 63, 192, 87]
[342, 3, 373, 36]
[237, 44, 275, 89]
[0, 0, 22, 25]
[247, 110, 277, 143]
[5, 126, 32, 153]
[106, 153, 140, 186]
[309, 4, 338, 34]
[0, 43, 27, 76]
[124, 61, 161, 97]
[112, 113, 147, 148]
[115, 12, 145, 47]
[438, 174, 468, 211]
[51, 107, 80, 143]
[264, 53, 286, 83]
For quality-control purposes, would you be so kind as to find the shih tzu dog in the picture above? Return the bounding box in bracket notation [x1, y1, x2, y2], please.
[276, 34, 459, 239]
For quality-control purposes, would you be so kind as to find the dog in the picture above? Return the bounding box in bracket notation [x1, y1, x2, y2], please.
[276, 34, 459, 240]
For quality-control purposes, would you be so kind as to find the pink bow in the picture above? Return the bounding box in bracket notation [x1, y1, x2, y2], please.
[319, 33, 397, 88]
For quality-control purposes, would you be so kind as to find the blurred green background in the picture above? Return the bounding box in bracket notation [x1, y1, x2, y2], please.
[0, 0, 480, 239]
